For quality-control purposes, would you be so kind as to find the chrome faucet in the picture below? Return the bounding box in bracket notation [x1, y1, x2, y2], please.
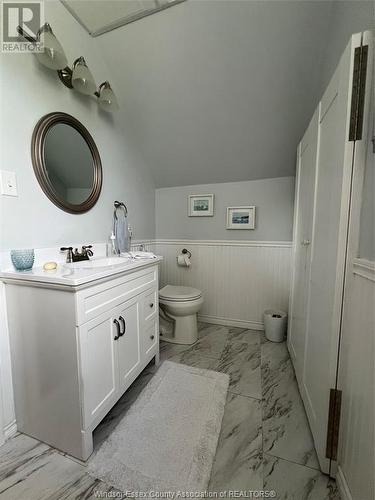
[60, 245, 94, 263]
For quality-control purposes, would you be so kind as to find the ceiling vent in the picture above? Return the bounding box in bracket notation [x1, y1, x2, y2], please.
[61, 0, 186, 37]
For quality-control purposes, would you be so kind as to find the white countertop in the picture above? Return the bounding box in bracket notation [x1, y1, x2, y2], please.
[0, 256, 163, 288]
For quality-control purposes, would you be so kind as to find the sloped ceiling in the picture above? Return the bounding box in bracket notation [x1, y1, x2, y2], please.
[64, 0, 337, 187]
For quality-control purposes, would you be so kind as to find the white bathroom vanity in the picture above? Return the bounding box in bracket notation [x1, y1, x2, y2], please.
[1, 256, 162, 460]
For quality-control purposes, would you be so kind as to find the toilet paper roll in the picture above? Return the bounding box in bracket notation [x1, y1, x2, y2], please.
[177, 254, 191, 267]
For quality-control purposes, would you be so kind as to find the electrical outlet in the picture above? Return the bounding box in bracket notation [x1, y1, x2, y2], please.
[0, 170, 18, 197]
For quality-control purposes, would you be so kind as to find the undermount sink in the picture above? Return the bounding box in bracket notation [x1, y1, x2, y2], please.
[64, 256, 131, 269]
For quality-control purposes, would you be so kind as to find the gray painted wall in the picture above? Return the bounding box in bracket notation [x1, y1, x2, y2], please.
[0, 1, 155, 252]
[318, 1, 374, 97]
[156, 177, 295, 241]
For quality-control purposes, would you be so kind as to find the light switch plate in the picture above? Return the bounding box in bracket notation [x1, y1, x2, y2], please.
[0, 170, 18, 197]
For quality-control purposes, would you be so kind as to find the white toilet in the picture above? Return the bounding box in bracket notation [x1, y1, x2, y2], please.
[159, 285, 204, 345]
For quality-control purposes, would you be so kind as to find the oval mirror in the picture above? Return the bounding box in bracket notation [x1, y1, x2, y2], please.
[31, 112, 102, 213]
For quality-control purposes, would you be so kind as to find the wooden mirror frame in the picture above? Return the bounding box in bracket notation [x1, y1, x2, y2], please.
[31, 112, 102, 214]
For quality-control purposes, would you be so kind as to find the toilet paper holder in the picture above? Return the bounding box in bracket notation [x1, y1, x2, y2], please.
[181, 248, 192, 258]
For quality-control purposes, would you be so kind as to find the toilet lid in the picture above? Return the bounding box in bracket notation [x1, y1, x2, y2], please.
[159, 285, 202, 301]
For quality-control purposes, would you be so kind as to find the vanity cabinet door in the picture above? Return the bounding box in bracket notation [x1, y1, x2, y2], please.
[116, 296, 141, 392]
[79, 311, 118, 428]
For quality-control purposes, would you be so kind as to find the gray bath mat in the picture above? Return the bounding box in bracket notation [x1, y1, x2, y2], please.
[88, 361, 229, 494]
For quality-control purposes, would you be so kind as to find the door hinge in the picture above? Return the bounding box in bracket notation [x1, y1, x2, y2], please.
[349, 44, 368, 141]
[326, 388, 342, 460]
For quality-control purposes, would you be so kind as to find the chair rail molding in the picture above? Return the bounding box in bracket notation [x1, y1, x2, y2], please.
[352, 258, 375, 281]
[156, 239, 292, 248]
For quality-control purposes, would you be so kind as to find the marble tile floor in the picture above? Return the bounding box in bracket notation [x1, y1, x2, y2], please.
[0, 322, 340, 499]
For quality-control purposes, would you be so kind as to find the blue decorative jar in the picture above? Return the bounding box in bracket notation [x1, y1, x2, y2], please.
[10, 249, 35, 271]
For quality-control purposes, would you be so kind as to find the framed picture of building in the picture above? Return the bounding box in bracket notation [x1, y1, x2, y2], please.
[188, 194, 214, 217]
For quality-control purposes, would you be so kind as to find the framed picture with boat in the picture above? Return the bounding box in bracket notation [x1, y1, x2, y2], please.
[226, 206, 256, 229]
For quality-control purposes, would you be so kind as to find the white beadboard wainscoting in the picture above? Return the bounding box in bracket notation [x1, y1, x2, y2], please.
[337, 259, 375, 500]
[155, 240, 292, 330]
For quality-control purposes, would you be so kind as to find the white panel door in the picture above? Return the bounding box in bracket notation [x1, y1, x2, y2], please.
[79, 311, 117, 428]
[116, 297, 141, 392]
[301, 33, 361, 473]
[288, 109, 319, 378]
[0, 380, 4, 446]
[337, 29, 374, 500]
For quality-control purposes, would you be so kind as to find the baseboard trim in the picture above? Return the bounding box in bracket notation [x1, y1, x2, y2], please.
[336, 466, 353, 500]
[198, 314, 264, 330]
[4, 420, 17, 440]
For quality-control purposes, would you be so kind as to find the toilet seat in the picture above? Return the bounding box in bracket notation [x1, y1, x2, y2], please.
[159, 285, 202, 302]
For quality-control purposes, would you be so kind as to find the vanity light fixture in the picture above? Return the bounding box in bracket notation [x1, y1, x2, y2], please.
[17, 23, 119, 112]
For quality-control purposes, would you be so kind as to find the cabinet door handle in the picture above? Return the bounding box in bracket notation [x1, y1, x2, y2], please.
[119, 316, 126, 336]
[113, 319, 121, 340]
[150, 303, 154, 308]
[150, 335, 155, 340]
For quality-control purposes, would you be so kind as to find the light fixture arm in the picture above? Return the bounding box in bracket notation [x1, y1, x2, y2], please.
[37, 23, 54, 37]
[16, 22, 54, 44]
[73, 56, 86, 68]
[57, 66, 74, 89]
[58, 57, 87, 89]
[94, 81, 110, 98]
[16, 25, 37, 44]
